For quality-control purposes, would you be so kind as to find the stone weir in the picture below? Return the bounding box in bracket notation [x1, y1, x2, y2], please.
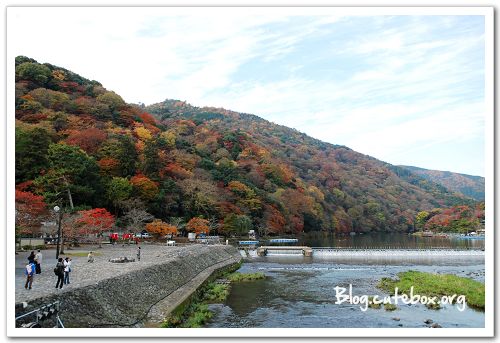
[17, 245, 241, 328]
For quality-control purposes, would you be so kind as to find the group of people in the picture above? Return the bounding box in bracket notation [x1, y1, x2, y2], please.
[54, 256, 72, 289]
[24, 247, 139, 291]
[24, 250, 72, 290]
[24, 250, 42, 290]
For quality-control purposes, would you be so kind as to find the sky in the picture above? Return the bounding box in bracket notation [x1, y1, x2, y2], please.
[8, 8, 487, 176]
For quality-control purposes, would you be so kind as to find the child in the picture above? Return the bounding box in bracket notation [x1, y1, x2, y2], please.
[24, 260, 36, 289]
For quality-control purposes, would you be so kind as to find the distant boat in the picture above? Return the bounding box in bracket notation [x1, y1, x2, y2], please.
[456, 235, 485, 240]
[268, 238, 298, 244]
[422, 231, 434, 237]
[349, 232, 356, 236]
[238, 240, 259, 246]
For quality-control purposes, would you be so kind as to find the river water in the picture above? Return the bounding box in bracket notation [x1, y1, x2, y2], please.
[207, 233, 485, 328]
[298, 232, 485, 249]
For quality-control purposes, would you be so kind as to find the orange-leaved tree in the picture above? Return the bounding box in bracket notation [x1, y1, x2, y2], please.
[145, 219, 177, 238]
[186, 217, 209, 235]
[130, 174, 159, 201]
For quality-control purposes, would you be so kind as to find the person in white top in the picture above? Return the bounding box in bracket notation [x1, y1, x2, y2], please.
[63, 257, 72, 285]
[34, 250, 43, 274]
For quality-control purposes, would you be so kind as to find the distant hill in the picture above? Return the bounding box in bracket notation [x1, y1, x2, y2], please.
[399, 166, 484, 201]
[15, 56, 476, 237]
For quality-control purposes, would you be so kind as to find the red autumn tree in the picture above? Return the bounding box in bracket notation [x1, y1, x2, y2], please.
[76, 208, 115, 246]
[137, 112, 157, 126]
[98, 157, 121, 176]
[263, 204, 286, 234]
[15, 189, 47, 236]
[66, 127, 107, 154]
[217, 201, 243, 217]
[161, 163, 192, 180]
[289, 215, 304, 234]
[186, 217, 209, 235]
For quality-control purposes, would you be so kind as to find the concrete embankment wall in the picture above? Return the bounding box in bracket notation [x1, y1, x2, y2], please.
[20, 245, 241, 328]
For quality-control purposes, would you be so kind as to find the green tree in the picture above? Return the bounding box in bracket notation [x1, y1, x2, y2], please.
[223, 214, 253, 236]
[97, 91, 125, 110]
[98, 135, 137, 177]
[15, 127, 52, 183]
[15, 56, 37, 66]
[16, 62, 51, 85]
[211, 158, 237, 184]
[415, 211, 430, 230]
[34, 143, 102, 208]
[28, 88, 71, 112]
[143, 139, 161, 179]
[106, 177, 133, 212]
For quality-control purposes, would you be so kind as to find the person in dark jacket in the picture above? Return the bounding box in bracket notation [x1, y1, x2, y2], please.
[27, 251, 35, 264]
[55, 258, 65, 289]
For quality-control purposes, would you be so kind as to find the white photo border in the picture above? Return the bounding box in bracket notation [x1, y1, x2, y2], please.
[4, 4, 495, 338]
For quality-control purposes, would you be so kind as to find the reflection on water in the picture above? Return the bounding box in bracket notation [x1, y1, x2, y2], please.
[298, 232, 485, 249]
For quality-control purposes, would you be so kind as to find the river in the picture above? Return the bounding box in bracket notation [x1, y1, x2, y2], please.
[298, 232, 485, 249]
[207, 233, 485, 328]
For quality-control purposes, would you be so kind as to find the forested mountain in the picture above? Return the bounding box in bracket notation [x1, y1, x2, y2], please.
[400, 166, 485, 201]
[15, 56, 478, 237]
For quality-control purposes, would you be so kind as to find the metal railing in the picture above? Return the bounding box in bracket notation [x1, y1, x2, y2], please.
[15, 301, 64, 328]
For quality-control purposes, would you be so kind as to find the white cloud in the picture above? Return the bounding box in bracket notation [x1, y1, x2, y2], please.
[8, 9, 486, 175]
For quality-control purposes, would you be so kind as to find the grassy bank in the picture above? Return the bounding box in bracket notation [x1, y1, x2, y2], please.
[162, 268, 266, 328]
[227, 272, 266, 282]
[161, 282, 224, 328]
[378, 270, 485, 310]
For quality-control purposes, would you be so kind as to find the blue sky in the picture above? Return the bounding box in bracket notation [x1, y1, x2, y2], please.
[9, 9, 486, 176]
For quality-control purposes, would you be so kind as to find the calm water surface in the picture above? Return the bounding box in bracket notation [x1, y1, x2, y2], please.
[298, 232, 485, 249]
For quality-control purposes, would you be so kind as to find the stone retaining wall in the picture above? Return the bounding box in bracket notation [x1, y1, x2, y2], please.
[18, 245, 241, 328]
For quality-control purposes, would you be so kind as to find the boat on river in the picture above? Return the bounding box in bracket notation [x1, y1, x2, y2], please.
[268, 238, 299, 245]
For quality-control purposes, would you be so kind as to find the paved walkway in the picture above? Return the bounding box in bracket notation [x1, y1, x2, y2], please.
[15, 243, 210, 303]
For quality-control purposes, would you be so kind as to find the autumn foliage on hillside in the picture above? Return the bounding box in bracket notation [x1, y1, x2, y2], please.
[415, 203, 485, 233]
[14, 56, 479, 238]
[401, 165, 485, 201]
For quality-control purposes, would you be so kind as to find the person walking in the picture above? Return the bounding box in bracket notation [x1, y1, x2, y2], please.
[27, 251, 35, 264]
[87, 251, 94, 263]
[63, 257, 72, 285]
[34, 250, 43, 274]
[137, 247, 141, 261]
[24, 260, 36, 290]
[55, 258, 65, 289]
